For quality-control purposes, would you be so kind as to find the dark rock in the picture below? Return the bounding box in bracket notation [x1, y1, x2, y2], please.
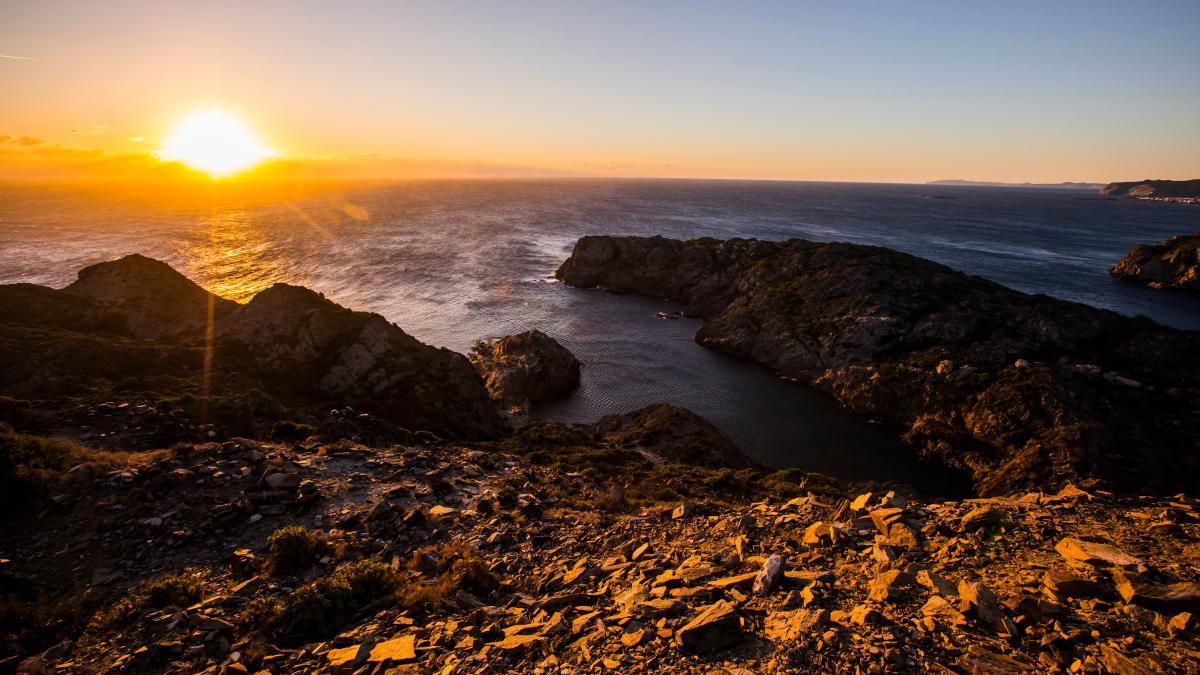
[960, 506, 1005, 532]
[674, 600, 743, 652]
[1042, 570, 1101, 598]
[469, 330, 581, 415]
[1113, 571, 1200, 614]
[591, 403, 752, 468]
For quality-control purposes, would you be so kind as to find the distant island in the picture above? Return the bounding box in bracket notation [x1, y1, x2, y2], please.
[1099, 179, 1200, 204]
[926, 179, 1102, 189]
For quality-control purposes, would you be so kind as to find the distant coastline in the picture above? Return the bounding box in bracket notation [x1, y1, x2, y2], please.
[926, 179, 1102, 189]
[1099, 179, 1200, 204]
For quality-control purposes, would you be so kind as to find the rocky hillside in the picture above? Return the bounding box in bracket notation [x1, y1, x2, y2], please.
[556, 235, 1200, 496]
[1100, 179, 1200, 200]
[1110, 233, 1200, 291]
[4, 427, 1196, 673]
[0, 255, 503, 441]
[2, 251, 1198, 673]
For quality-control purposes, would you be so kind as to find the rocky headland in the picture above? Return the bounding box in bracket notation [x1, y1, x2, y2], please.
[556, 235, 1200, 497]
[1110, 233, 1200, 291]
[1099, 180, 1200, 204]
[1, 252, 1198, 673]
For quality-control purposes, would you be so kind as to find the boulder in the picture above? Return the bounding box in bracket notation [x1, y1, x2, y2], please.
[1042, 570, 1101, 599]
[764, 608, 826, 642]
[674, 600, 743, 652]
[960, 506, 1004, 532]
[868, 570, 914, 602]
[368, 635, 416, 663]
[922, 596, 967, 627]
[752, 554, 785, 595]
[469, 330, 581, 415]
[591, 403, 753, 468]
[1113, 571, 1200, 614]
[1055, 538, 1144, 572]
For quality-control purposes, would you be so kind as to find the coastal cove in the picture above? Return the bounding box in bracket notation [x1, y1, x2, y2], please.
[1, 179, 1197, 491]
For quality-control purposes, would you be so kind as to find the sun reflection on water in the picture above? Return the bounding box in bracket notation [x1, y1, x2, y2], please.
[176, 208, 299, 302]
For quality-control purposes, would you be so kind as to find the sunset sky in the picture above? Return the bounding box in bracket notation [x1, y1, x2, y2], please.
[2, 0, 1198, 183]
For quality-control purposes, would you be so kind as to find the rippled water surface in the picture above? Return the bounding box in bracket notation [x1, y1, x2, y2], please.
[2, 179, 1196, 494]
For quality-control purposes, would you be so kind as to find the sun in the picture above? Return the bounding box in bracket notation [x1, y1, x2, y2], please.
[159, 110, 275, 178]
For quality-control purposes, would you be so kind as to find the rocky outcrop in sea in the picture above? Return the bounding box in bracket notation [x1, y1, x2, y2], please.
[469, 329, 581, 419]
[556, 235, 1200, 496]
[1110, 233, 1200, 291]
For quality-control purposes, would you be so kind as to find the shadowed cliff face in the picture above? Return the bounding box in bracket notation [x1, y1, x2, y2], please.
[1110, 233, 1200, 291]
[0, 255, 504, 440]
[557, 235, 1200, 496]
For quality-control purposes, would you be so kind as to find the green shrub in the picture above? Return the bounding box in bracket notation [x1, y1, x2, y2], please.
[0, 589, 95, 661]
[265, 559, 398, 641]
[0, 423, 125, 509]
[398, 545, 499, 613]
[87, 571, 204, 633]
[266, 525, 322, 575]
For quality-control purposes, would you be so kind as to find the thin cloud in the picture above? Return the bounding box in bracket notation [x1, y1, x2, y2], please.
[0, 54, 36, 61]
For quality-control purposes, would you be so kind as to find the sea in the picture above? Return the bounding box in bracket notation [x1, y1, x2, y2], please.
[2, 179, 1197, 495]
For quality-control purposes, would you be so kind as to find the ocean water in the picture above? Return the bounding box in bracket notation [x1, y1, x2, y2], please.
[2, 179, 1197, 494]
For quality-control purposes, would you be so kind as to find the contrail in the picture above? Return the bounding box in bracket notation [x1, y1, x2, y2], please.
[0, 54, 35, 61]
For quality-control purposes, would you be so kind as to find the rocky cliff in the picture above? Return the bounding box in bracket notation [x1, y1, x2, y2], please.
[1110, 233, 1200, 291]
[557, 235, 1200, 496]
[0, 255, 503, 440]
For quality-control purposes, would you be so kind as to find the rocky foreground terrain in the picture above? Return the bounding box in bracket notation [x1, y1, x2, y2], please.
[1110, 233, 1200, 292]
[556, 235, 1200, 497]
[1, 252, 1198, 673]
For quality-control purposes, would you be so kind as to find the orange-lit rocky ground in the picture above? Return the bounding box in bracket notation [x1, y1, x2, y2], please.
[4, 430, 1198, 673]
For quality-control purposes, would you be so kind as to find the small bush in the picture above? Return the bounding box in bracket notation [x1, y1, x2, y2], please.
[264, 559, 398, 642]
[87, 571, 204, 633]
[0, 424, 137, 509]
[0, 589, 95, 661]
[398, 545, 499, 613]
[270, 420, 315, 442]
[266, 525, 322, 575]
